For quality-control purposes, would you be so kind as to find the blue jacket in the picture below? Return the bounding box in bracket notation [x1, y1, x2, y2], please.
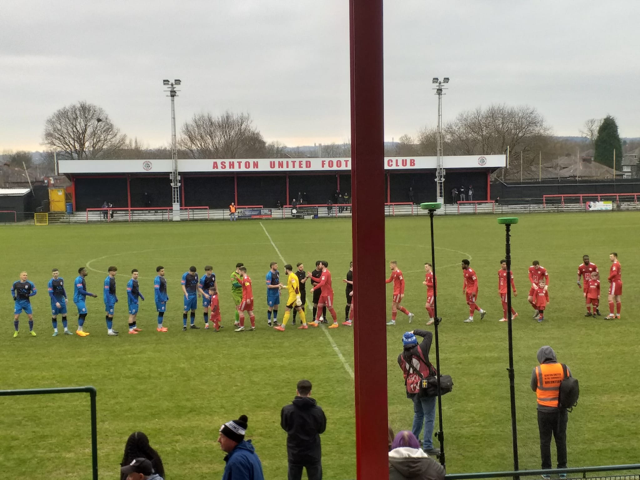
[222, 440, 265, 480]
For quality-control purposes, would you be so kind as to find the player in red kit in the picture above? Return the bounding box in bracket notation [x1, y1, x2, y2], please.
[498, 260, 518, 322]
[385, 261, 414, 326]
[535, 278, 549, 322]
[577, 254, 599, 316]
[606, 252, 622, 320]
[235, 266, 256, 332]
[462, 259, 486, 323]
[208, 285, 221, 331]
[586, 271, 601, 317]
[527, 261, 549, 319]
[423, 263, 436, 326]
[310, 261, 339, 328]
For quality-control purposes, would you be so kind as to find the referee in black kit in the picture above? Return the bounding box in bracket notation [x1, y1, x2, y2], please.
[293, 263, 308, 325]
[344, 261, 353, 322]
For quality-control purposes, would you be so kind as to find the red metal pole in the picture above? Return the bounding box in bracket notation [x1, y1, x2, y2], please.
[286, 174, 290, 204]
[387, 173, 391, 203]
[71, 176, 77, 212]
[486, 171, 491, 201]
[350, 0, 388, 478]
[337, 174, 341, 192]
[127, 175, 131, 209]
[234, 174, 238, 205]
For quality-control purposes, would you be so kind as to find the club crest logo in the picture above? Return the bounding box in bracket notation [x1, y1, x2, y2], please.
[142, 161, 153, 171]
[477, 156, 487, 166]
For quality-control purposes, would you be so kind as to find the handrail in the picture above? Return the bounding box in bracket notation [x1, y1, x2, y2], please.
[457, 200, 496, 214]
[543, 193, 640, 207]
[0, 386, 98, 480]
[85, 206, 211, 222]
[182, 206, 210, 220]
[446, 463, 640, 480]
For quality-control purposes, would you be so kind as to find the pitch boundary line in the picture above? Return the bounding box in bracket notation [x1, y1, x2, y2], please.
[260, 222, 355, 380]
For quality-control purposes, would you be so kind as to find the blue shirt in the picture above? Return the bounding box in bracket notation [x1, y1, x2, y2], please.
[200, 273, 216, 293]
[104, 275, 117, 304]
[12, 280, 37, 302]
[182, 272, 199, 296]
[74, 276, 91, 303]
[154, 275, 168, 302]
[266, 270, 280, 294]
[48, 278, 67, 302]
[126, 278, 143, 304]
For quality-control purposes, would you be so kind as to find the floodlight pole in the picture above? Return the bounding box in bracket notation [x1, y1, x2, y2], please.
[434, 79, 449, 207]
[164, 80, 182, 221]
[499, 217, 520, 476]
[423, 202, 446, 468]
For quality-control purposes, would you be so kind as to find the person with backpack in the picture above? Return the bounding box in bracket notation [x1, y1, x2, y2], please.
[530, 346, 572, 477]
[120, 432, 165, 480]
[397, 331, 440, 456]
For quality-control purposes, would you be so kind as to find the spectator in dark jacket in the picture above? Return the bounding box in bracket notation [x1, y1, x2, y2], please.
[218, 415, 264, 480]
[389, 431, 445, 480]
[281, 379, 327, 480]
[120, 432, 165, 480]
[121, 457, 164, 480]
[397, 331, 440, 456]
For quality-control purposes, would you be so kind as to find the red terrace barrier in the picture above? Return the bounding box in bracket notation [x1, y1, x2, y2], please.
[457, 200, 496, 214]
[183, 206, 210, 220]
[543, 193, 640, 207]
[0, 210, 17, 222]
[385, 202, 415, 216]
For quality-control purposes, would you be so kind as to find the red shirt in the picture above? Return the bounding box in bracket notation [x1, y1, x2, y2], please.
[587, 279, 600, 299]
[386, 269, 405, 295]
[578, 263, 598, 283]
[312, 269, 333, 295]
[536, 288, 549, 308]
[463, 268, 478, 293]
[608, 261, 621, 283]
[425, 272, 435, 296]
[528, 266, 549, 287]
[241, 275, 253, 301]
[498, 269, 516, 294]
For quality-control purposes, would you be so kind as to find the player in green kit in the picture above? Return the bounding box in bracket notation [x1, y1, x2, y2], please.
[231, 263, 244, 326]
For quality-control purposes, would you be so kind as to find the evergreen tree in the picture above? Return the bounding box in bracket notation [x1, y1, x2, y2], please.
[594, 115, 623, 170]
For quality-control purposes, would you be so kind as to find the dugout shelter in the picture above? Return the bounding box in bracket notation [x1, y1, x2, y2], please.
[59, 155, 504, 212]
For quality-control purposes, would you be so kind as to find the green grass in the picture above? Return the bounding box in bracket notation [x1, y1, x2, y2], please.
[0, 213, 639, 480]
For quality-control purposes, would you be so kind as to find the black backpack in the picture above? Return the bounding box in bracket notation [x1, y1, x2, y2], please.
[559, 364, 579, 411]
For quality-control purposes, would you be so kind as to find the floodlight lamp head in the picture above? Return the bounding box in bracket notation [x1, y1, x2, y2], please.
[174, 79, 181, 85]
[497, 217, 519, 225]
[443, 77, 450, 83]
[163, 80, 170, 85]
[432, 78, 439, 84]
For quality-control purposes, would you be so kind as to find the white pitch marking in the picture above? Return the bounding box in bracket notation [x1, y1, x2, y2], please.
[260, 222, 355, 380]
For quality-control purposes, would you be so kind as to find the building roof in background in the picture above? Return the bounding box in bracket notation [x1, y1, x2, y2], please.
[0, 188, 30, 197]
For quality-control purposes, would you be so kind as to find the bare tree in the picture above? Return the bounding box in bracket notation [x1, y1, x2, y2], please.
[319, 142, 351, 157]
[393, 134, 417, 156]
[579, 118, 603, 150]
[9, 151, 33, 169]
[43, 101, 127, 159]
[266, 141, 288, 158]
[444, 104, 552, 155]
[179, 111, 266, 159]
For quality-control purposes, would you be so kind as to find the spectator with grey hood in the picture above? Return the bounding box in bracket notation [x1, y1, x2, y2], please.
[281, 379, 327, 480]
[397, 330, 440, 456]
[218, 414, 264, 480]
[389, 431, 445, 480]
[531, 346, 571, 476]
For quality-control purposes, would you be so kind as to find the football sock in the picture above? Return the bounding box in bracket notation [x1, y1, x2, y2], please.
[129, 322, 135, 331]
[28, 320, 34, 331]
[299, 309, 307, 325]
[345, 305, 350, 321]
[469, 306, 475, 316]
[399, 306, 410, 315]
[328, 307, 337, 322]
[391, 307, 398, 321]
[203, 312, 208, 324]
[52, 318, 58, 330]
[282, 311, 290, 327]
[239, 316, 245, 327]
[234, 310, 240, 323]
[14, 320, 19, 331]
[183, 313, 188, 327]
[609, 301, 615, 314]
[293, 309, 297, 320]
[249, 314, 256, 328]
[62, 317, 68, 329]
[273, 310, 278, 321]
[587, 306, 591, 313]
[158, 312, 164, 326]
[268, 310, 272, 321]
[617, 302, 621, 314]
[190, 312, 195, 325]
[323, 306, 327, 318]
[79, 314, 86, 327]
[106, 317, 113, 330]
[313, 306, 318, 320]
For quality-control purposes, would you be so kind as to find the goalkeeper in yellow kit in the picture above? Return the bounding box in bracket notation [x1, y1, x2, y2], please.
[274, 264, 308, 331]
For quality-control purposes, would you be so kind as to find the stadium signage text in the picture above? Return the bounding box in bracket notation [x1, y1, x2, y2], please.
[59, 155, 506, 174]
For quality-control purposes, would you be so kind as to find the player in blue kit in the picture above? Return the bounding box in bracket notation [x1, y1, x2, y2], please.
[266, 262, 283, 327]
[74, 267, 97, 337]
[181, 266, 199, 331]
[48, 268, 71, 336]
[126, 269, 145, 335]
[11, 271, 37, 337]
[104, 266, 119, 336]
[154, 266, 169, 332]
[198, 265, 218, 329]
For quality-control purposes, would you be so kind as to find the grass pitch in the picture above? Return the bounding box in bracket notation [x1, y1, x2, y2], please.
[1, 213, 639, 480]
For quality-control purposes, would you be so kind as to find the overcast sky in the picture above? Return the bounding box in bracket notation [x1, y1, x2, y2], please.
[2, 0, 639, 151]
